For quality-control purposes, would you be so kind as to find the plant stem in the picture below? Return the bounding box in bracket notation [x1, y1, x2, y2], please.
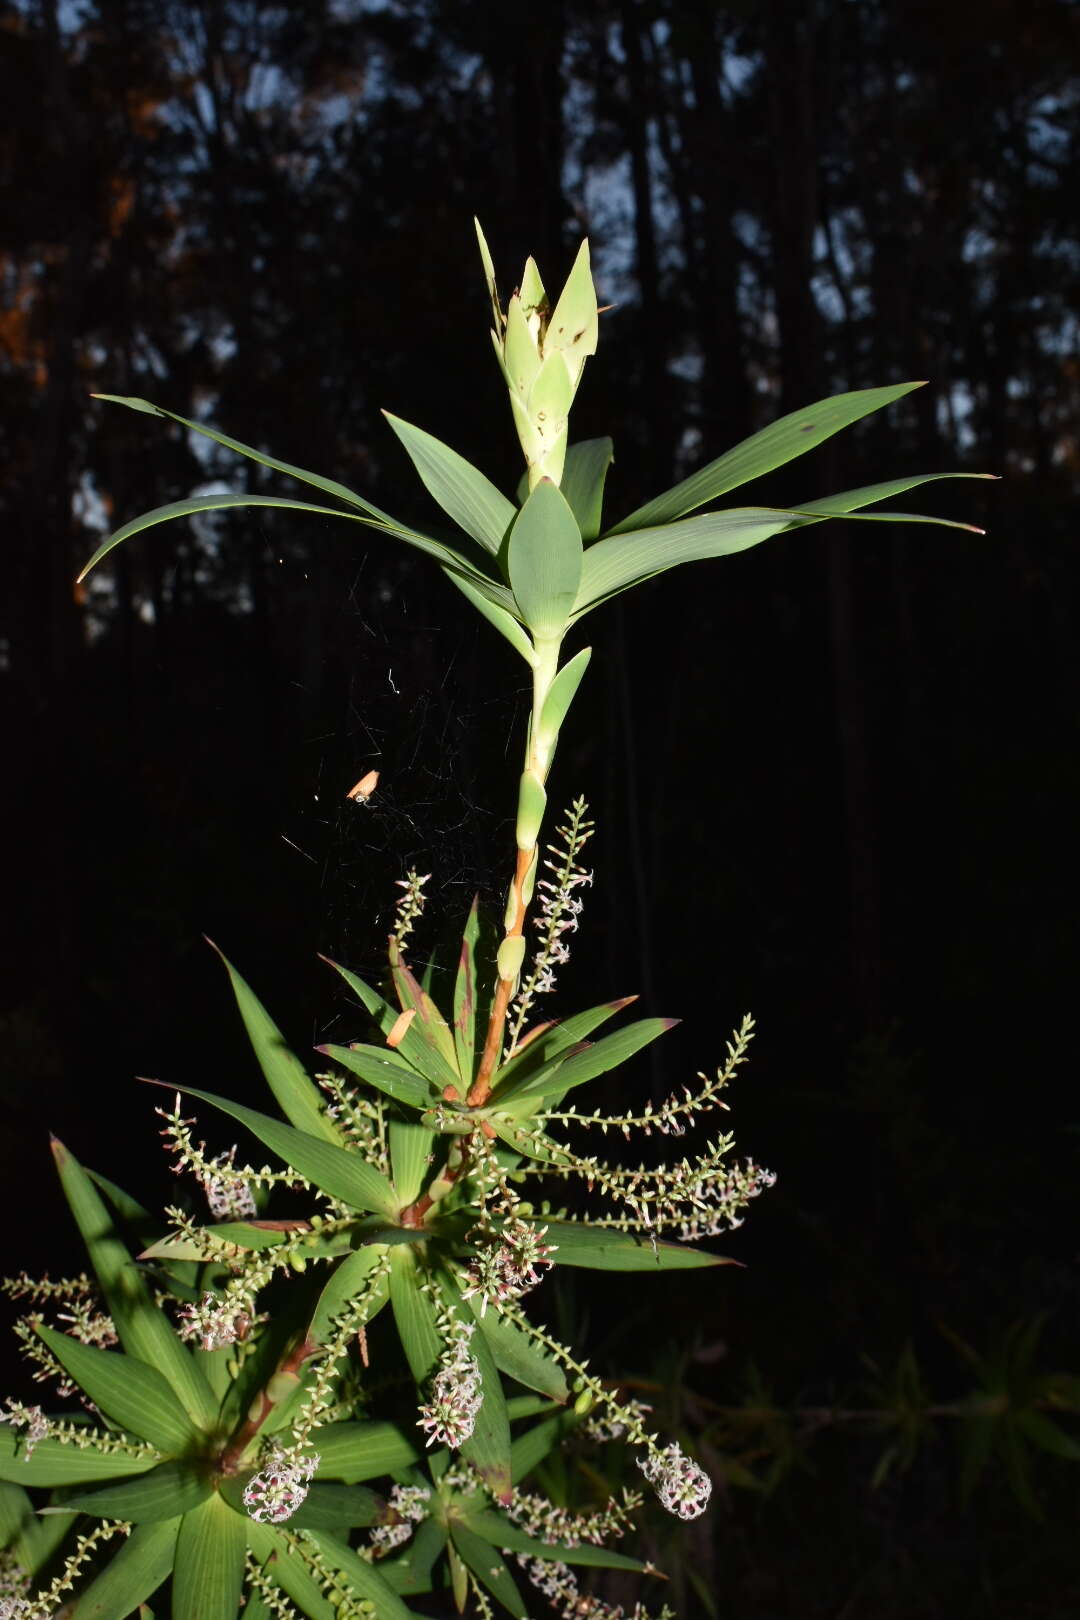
[467, 635, 562, 1106]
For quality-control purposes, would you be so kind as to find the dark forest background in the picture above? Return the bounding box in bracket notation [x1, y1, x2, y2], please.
[2, 0, 1079, 1615]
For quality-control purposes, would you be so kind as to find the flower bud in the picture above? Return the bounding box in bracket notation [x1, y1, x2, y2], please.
[476, 220, 598, 491]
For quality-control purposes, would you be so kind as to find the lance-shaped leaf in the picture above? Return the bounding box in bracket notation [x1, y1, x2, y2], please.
[51, 1141, 217, 1428]
[463, 1509, 647, 1571]
[573, 508, 799, 616]
[494, 996, 638, 1090]
[537, 646, 592, 744]
[545, 239, 599, 378]
[469, 1299, 568, 1403]
[378, 1515, 447, 1595]
[496, 1017, 679, 1105]
[444, 569, 536, 664]
[450, 1519, 527, 1618]
[0, 1479, 70, 1580]
[383, 412, 516, 556]
[508, 479, 583, 637]
[453, 896, 482, 1084]
[154, 1082, 399, 1219]
[606, 382, 926, 533]
[172, 1492, 246, 1620]
[77, 491, 496, 589]
[789, 470, 997, 520]
[245, 1521, 339, 1620]
[34, 1326, 196, 1453]
[0, 1430, 158, 1487]
[390, 1121, 437, 1205]
[307, 1244, 391, 1346]
[301, 1529, 422, 1620]
[67, 1516, 180, 1620]
[520, 1219, 737, 1272]
[212, 944, 342, 1144]
[317, 1043, 435, 1109]
[271, 1482, 384, 1530]
[510, 1414, 570, 1483]
[54, 1461, 213, 1523]
[388, 938, 461, 1085]
[312, 1421, 420, 1483]
[92, 395, 397, 524]
[321, 956, 459, 1090]
[560, 438, 614, 541]
[389, 1246, 442, 1383]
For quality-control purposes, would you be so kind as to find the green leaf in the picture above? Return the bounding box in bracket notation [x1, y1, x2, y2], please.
[280, 1482, 385, 1530]
[160, 1082, 399, 1219]
[35, 1326, 196, 1453]
[378, 1515, 447, 1594]
[451, 1519, 527, 1618]
[317, 1042, 435, 1109]
[139, 1220, 291, 1262]
[510, 1415, 568, 1483]
[474, 218, 503, 334]
[453, 897, 482, 1086]
[0, 1430, 157, 1487]
[499, 1017, 680, 1104]
[494, 996, 638, 1090]
[312, 1421, 419, 1483]
[390, 1121, 436, 1205]
[383, 412, 515, 556]
[1015, 1410, 1080, 1462]
[57, 1461, 213, 1523]
[307, 1244, 391, 1346]
[51, 1140, 217, 1429]
[92, 395, 398, 524]
[69, 1517, 179, 1620]
[0, 1479, 71, 1577]
[561, 438, 614, 541]
[507, 480, 583, 638]
[469, 1301, 568, 1403]
[77, 491, 492, 589]
[463, 1509, 647, 1570]
[574, 509, 798, 616]
[389, 1246, 443, 1383]
[245, 1522, 339, 1620]
[606, 382, 926, 533]
[388, 939, 462, 1084]
[526, 1219, 737, 1272]
[790, 470, 997, 520]
[211, 945, 344, 1144]
[547, 240, 598, 364]
[301, 1530, 422, 1620]
[172, 1493, 245, 1620]
[538, 646, 592, 743]
[444, 569, 536, 664]
[321, 956, 461, 1092]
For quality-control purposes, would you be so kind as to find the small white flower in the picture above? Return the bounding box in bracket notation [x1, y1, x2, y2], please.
[0, 1401, 48, 1461]
[638, 1441, 712, 1520]
[242, 1445, 319, 1524]
[417, 1322, 483, 1449]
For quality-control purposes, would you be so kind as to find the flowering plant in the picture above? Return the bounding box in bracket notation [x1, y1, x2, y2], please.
[0, 225, 987, 1618]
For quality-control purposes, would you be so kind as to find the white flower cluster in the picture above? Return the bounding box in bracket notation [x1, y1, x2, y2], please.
[241, 1444, 320, 1524]
[637, 1442, 712, 1520]
[583, 1398, 653, 1444]
[202, 1147, 258, 1220]
[368, 1483, 431, 1554]
[417, 1320, 483, 1449]
[461, 1219, 556, 1315]
[0, 1401, 48, 1461]
[177, 1290, 251, 1352]
[0, 1551, 32, 1618]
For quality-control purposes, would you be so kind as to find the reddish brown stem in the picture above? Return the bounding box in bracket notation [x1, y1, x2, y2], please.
[217, 1335, 319, 1475]
[468, 844, 534, 1107]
